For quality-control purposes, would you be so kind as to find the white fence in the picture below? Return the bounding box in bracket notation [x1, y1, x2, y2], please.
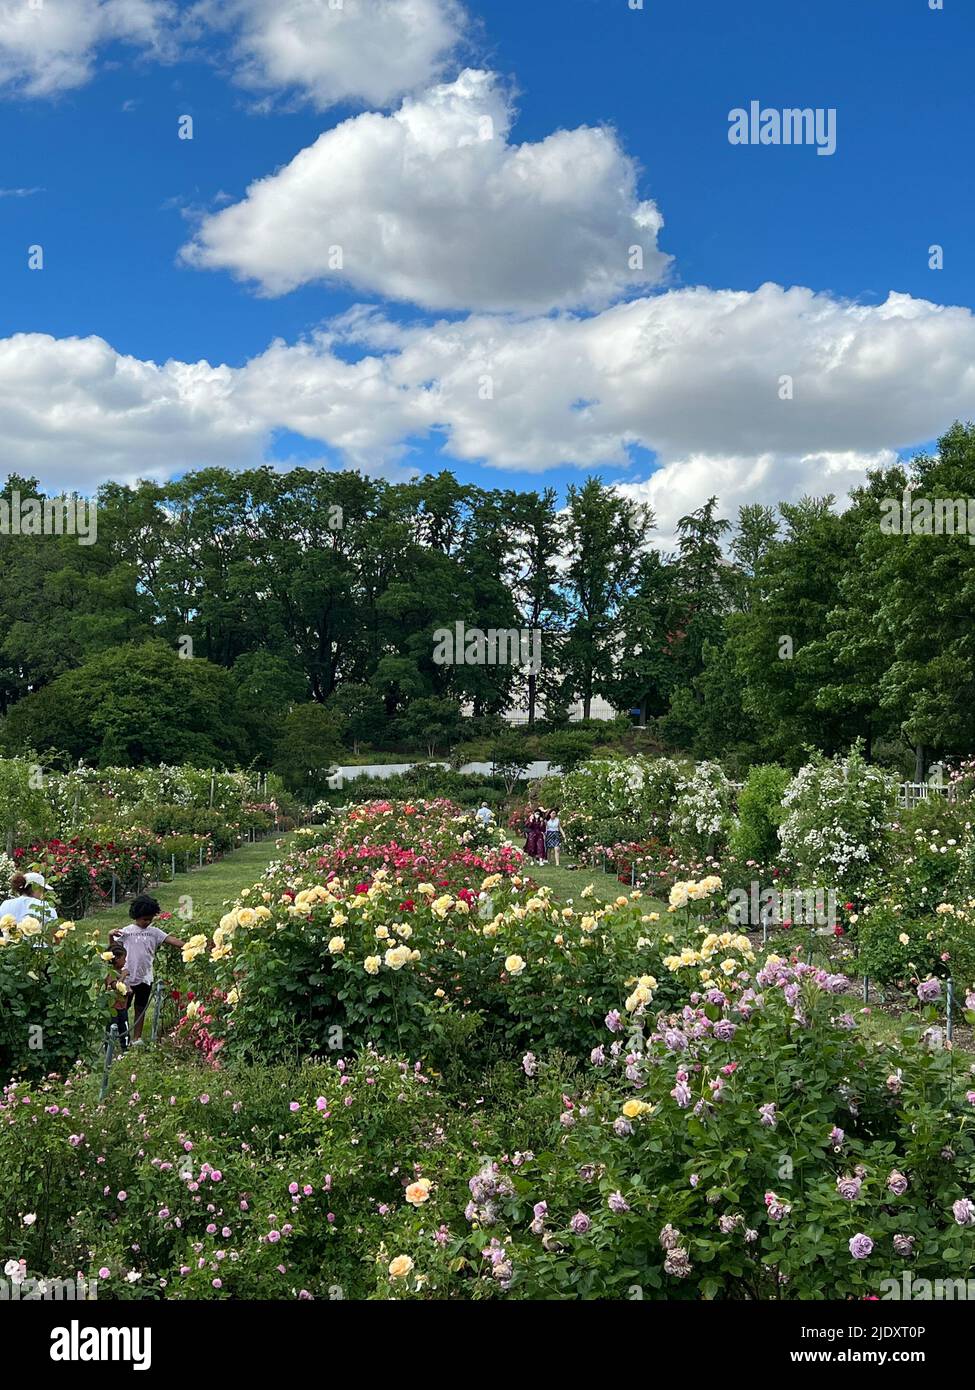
[327, 760, 558, 790]
[897, 781, 949, 810]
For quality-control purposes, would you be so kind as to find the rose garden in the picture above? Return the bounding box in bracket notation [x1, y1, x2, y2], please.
[2, 749, 975, 1302]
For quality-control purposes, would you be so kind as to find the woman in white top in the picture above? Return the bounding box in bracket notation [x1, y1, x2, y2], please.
[545, 809, 562, 867]
[0, 871, 58, 927]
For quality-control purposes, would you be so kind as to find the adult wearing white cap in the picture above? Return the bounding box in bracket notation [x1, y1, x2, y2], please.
[0, 871, 58, 925]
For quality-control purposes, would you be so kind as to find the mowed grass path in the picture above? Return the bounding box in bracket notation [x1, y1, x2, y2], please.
[528, 859, 668, 912]
[82, 832, 300, 933]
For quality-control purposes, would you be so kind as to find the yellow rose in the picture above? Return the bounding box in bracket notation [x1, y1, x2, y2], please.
[236, 908, 257, 929]
[185, 1000, 201, 1019]
[226, 987, 240, 1007]
[328, 937, 346, 955]
[364, 956, 381, 975]
[19, 918, 42, 937]
[504, 954, 526, 977]
[405, 1179, 432, 1206]
[622, 1098, 652, 1119]
[384, 945, 411, 971]
[388, 1255, 414, 1280]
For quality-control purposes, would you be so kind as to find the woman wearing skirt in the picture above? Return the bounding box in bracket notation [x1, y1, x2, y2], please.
[545, 808, 562, 867]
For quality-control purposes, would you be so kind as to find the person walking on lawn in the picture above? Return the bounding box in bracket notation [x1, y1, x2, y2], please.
[119, 895, 185, 1043]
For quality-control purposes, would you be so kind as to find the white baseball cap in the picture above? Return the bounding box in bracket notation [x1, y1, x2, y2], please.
[24, 872, 51, 890]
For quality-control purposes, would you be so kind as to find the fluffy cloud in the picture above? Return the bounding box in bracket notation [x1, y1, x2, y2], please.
[0, 0, 174, 97]
[0, 333, 259, 487]
[3, 287, 975, 521]
[0, 0, 463, 105]
[205, 0, 467, 111]
[614, 449, 900, 551]
[182, 68, 670, 313]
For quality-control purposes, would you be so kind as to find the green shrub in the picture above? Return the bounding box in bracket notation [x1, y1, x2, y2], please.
[728, 763, 791, 866]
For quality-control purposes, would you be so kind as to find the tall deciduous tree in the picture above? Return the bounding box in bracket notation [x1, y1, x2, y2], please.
[562, 479, 653, 719]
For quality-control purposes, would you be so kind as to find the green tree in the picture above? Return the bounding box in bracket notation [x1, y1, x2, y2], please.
[562, 478, 653, 719]
[273, 704, 343, 797]
[1, 641, 246, 767]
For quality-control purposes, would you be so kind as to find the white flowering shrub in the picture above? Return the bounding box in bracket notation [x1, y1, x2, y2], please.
[670, 761, 734, 857]
[553, 756, 686, 858]
[778, 749, 896, 898]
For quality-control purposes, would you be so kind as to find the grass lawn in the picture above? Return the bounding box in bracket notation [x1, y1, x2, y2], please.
[82, 832, 300, 932]
[528, 858, 668, 912]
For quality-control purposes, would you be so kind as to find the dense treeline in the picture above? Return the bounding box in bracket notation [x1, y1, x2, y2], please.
[2, 421, 974, 778]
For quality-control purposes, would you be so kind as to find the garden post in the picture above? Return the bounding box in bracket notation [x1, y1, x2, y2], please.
[171, 853, 176, 880]
[99, 1024, 118, 1101]
[111, 873, 117, 907]
[150, 981, 165, 1045]
[862, 976, 869, 1005]
[946, 979, 954, 1043]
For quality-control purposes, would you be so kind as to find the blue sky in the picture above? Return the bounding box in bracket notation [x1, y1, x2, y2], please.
[0, 0, 972, 525]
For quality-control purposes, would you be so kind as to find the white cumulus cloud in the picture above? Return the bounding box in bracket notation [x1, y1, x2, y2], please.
[0, 0, 463, 105]
[181, 68, 671, 313]
[0, 0, 175, 98]
[1, 287, 974, 526]
[202, 0, 468, 111]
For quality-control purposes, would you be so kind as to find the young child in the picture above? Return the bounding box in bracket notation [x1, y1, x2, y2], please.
[120, 896, 185, 1043]
[104, 936, 131, 1052]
